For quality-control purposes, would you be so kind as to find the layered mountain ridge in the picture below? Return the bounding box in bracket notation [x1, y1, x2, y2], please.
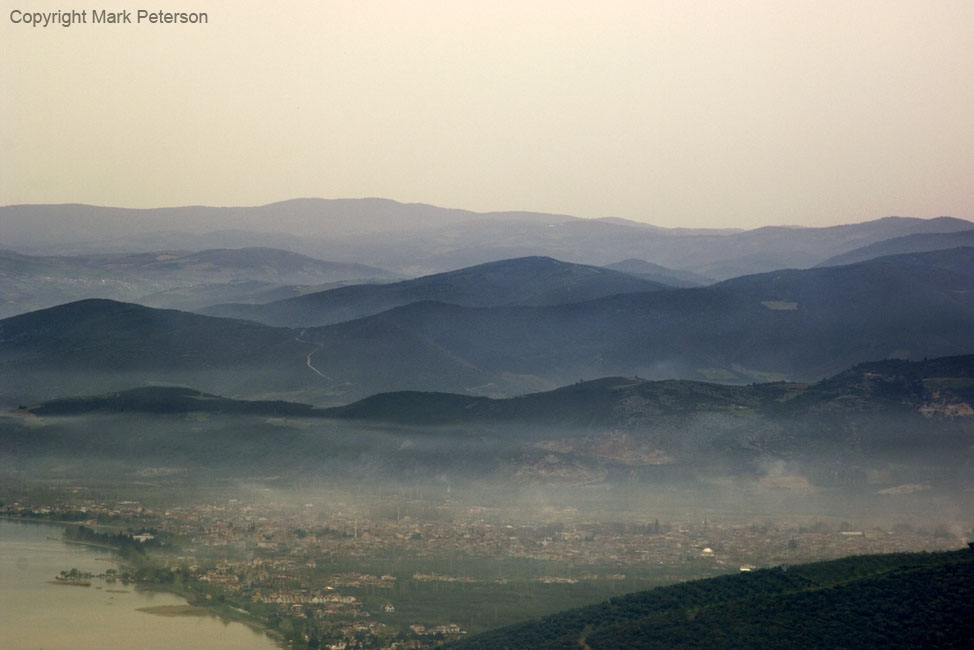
[3, 200, 970, 278]
[2, 248, 973, 406]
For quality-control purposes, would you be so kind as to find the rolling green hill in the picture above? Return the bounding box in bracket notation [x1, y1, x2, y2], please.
[23, 386, 318, 417]
[10, 355, 973, 489]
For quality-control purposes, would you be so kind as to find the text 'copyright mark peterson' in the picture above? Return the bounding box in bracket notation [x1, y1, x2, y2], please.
[10, 9, 210, 27]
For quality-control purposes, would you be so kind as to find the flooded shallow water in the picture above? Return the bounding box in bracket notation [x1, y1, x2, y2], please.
[0, 519, 278, 650]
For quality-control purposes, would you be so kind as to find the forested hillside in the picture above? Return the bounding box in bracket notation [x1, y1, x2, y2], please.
[445, 549, 974, 649]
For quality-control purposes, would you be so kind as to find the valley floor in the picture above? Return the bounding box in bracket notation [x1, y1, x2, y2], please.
[2, 481, 968, 650]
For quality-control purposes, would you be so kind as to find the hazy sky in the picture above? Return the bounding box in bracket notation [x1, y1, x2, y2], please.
[2, 0, 972, 228]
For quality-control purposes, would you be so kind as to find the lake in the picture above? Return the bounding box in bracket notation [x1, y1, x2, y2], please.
[0, 518, 279, 650]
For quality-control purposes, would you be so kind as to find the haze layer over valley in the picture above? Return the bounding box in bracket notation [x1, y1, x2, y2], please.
[6, 3, 973, 646]
[2, 200, 973, 650]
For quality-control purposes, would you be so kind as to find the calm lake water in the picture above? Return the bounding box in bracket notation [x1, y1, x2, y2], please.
[0, 518, 279, 650]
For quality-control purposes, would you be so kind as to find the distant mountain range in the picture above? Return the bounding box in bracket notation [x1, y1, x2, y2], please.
[289, 246, 974, 396]
[602, 258, 712, 287]
[2, 248, 973, 406]
[0, 246, 399, 317]
[816, 228, 974, 267]
[3, 199, 970, 278]
[199, 256, 671, 327]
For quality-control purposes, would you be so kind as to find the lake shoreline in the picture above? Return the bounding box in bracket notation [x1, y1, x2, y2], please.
[1, 518, 283, 650]
[136, 583, 287, 646]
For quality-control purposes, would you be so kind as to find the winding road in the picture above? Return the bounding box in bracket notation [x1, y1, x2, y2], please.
[295, 329, 331, 380]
